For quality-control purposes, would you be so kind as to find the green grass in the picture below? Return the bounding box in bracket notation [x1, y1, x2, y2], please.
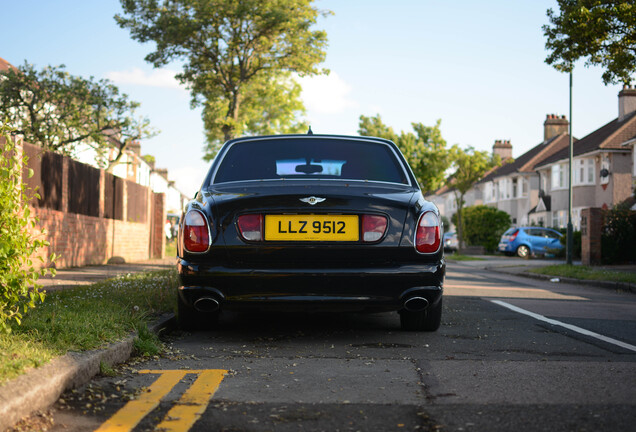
[0, 270, 178, 385]
[529, 264, 636, 285]
[165, 239, 177, 259]
[445, 253, 486, 261]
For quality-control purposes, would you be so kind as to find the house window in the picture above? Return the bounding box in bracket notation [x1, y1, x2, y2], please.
[540, 173, 547, 194]
[485, 182, 495, 203]
[512, 178, 518, 198]
[521, 178, 528, 197]
[574, 158, 595, 185]
[551, 163, 569, 190]
[552, 210, 567, 229]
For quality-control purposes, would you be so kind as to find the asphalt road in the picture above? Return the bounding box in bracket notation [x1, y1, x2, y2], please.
[46, 259, 636, 432]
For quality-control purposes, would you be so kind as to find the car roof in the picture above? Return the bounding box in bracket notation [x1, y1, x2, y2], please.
[224, 133, 396, 147]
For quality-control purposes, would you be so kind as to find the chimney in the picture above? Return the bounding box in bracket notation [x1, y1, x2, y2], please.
[619, 85, 636, 121]
[543, 114, 569, 141]
[156, 168, 169, 180]
[492, 139, 512, 160]
[128, 141, 141, 156]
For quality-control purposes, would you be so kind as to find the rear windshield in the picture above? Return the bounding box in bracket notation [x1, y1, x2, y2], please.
[212, 138, 410, 185]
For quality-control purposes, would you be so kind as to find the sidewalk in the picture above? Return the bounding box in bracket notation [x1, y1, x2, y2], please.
[38, 256, 176, 291]
[446, 255, 636, 294]
[0, 257, 177, 431]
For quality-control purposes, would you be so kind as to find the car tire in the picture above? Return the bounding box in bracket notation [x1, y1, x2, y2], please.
[400, 298, 442, 331]
[516, 244, 530, 259]
[177, 295, 219, 331]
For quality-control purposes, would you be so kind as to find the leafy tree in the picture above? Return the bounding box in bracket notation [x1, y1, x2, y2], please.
[448, 146, 501, 250]
[202, 71, 307, 159]
[0, 128, 56, 332]
[543, 0, 636, 84]
[0, 63, 155, 170]
[116, 0, 330, 159]
[358, 114, 451, 192]
[455, 205, 511, 253]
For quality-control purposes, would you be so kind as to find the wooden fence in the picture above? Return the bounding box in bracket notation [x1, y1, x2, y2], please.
[16, 140, 166, 269]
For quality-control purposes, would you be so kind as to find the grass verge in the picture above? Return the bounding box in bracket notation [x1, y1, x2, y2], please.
[529, 264, 636, 285]
[446, 253, 485, 261]
[0, 270, 178, 385]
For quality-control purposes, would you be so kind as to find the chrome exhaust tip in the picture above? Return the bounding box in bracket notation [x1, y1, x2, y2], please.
[193, 297, 220, 313]
[404, 296, 429, 312]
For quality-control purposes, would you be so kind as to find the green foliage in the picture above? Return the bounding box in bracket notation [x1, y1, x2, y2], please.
[543, 1, 636, 84]
[141, 154, 156, 165]
[459, 205, 511, 253]
[601, 204, 636, 264]
[133, 323, 163, 357]
[202, 72, 308, 159]
[440, 215, 451, 232]
[557, 228, 581, 259]
[0, 129, 55, 333]
[116, 0, 330, 159]
[448, 146, 501, 249]
[0, 63, 156, 169]
[358, 114, 451, 192]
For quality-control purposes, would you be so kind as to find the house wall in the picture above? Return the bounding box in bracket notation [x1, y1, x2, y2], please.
[612, 152, 633, 205]
[573, 185, 595, 208]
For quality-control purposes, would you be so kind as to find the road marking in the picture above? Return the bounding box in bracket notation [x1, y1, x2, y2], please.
[95, 369, 227, 432]
[491, 300, 636, 353]
[155, 369, 227, 432]
[446, 284, 585, 300]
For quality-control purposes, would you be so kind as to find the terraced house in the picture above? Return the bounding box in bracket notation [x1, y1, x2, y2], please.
[431, 87, 636, 235]
[533, 86, 636, 229]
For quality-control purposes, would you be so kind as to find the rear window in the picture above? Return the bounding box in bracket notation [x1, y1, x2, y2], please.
[212, 138, 409, 185]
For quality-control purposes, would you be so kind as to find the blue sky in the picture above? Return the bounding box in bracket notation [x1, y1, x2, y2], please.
[1, 0, 628, 195]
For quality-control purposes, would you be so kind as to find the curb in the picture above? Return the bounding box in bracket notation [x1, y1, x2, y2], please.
[0, 313, 176, 431]
[486, 266, 636, 294]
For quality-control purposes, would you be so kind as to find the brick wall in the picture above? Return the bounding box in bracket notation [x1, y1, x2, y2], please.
[581, 207, 602, 266]
[16, 140, 166, 269]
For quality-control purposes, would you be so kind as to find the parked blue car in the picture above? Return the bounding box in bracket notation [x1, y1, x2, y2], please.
[498, 227, 563, 258]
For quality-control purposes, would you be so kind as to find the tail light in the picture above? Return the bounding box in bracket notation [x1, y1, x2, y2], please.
[183, 209, 211, 253]
[361, 215, 388, 242]
[238, 214, 263, 241]
[415, 211, 441, 253]
[509, 229, 519, 242]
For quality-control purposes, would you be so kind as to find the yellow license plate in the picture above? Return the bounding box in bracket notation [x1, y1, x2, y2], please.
[265, 215, 359, 241]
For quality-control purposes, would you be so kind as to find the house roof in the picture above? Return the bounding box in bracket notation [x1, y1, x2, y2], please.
[536, 111, 636, 168]
[530, 195, 551, 214]
[478, 133, 572, 184]
[0, 57, 14, 72]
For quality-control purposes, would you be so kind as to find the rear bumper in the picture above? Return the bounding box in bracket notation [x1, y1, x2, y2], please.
[177, 259, 445, 312]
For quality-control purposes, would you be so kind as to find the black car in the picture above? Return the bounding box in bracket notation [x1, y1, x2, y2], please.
[176, 134, 445, 331]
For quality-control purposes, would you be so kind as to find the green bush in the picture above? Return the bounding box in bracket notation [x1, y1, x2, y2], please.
[557, 229, 581, 259]
[0, 129, 55, 332]
[601, 204, 636, 264]
[456, 205, 511, 252]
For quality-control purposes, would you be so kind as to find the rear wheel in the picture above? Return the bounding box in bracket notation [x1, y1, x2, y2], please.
[177, 295, 219, 331]
[516, 244, 530, 259]
[400, 298, 442, 331]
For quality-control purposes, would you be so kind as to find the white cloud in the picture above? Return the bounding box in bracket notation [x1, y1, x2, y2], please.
[105, 67, 185, 90]
[295, 72, 358, 114]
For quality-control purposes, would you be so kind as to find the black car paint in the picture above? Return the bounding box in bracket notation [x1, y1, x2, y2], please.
[176, 135, 445, 326]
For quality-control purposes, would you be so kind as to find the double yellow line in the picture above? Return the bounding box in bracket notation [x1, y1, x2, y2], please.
[95, 369, 227, 432]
